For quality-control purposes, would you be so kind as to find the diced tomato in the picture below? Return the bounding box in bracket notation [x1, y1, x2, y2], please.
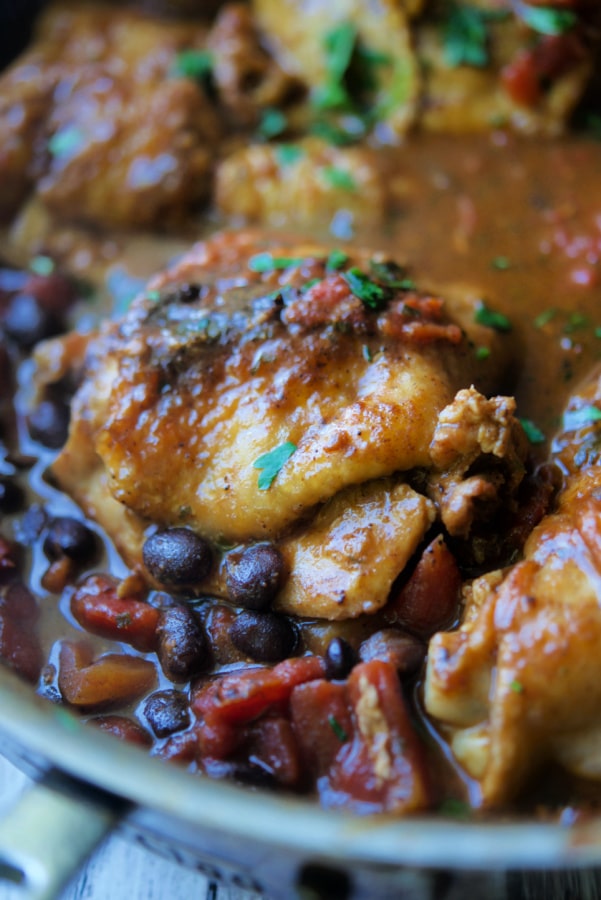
[290, 679, 352, 777]
[0, 582, 43, 683]
[245, 716, 301, 786]
[58, 640, 157, 708]
[502, 34, 587, 108]
[192, 656, 325, 758]
[91, 714, 152, 747]
[322, 661, 431, 814]
[71, 574, 160, 652]
[385, 535, 462, 637]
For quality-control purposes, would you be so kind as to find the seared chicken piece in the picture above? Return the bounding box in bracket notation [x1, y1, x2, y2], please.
[0, 2, 220, 227]
[215, 137, 387, 228]
[425, 364, 601, 805]
[44, 229, 518, 617]
[0, 2, 304, 229]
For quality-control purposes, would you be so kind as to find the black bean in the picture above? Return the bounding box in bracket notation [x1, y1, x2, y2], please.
[229, 610, 297, 663]
[157, 605, 210, 682]
[143, 527, 212, 586]
[143, 689, 190, 738]
[0, 267, 28, 299]
[18, 504, 48, 544]
[0, 478, 24, 514]
[359, 628, 426, 676]
[3, 293, 63, 349]
[43, 516, 96, 562]
[225, 543, 286, 610]
[22, 273, 76, 315]
[324, 637, 356, 681]
[27, 398, 70, 449]
[174, 283, 202, 304]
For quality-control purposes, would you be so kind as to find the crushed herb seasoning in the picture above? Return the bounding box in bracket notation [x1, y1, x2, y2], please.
[519, 418, 545, 444]
[248, 253, 307, 273]
[322, 166, 357, 191]
[518, 5, 577, 36]
[328, 714, 348, 742]
[343, 267, 392, 310]
[475, 301, 511, 332]
[253, 441, 297, 490]
[171, 48, 213, 82]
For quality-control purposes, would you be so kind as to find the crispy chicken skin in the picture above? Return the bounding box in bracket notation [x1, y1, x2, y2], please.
[425, 365, 601, 806]
[43, 229, 522, 618]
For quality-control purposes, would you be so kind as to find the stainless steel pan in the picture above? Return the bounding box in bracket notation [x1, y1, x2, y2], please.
[1, 665, 601, 900]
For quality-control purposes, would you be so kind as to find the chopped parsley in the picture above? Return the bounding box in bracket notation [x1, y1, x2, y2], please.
[518, 5, 577, 36]
[564, 312, 589, 334]
[343, 267, 392, 311]
[492, 256, 511, 271]
[30, 255, 55, 276]
[48, 125, 85, 158]
[171, 49, 213, 82]
[362, 344, 373, 363]
[474, 301, 511, 332]
[510, 679, 524, 693]
[534, 308, 557, 328]
[439, 797, 471, 818]
[115, 613, 132, 629]
[301, 277, 322, 292]
[275, 144, 305, 167]
[519, 418, 545, 445]
[369, 259, 414, 289]
[258, 108, 288, 140]
[326, 249, 350, 271]
[322, 166, 357, 191]
[327, 714, 348, 742]
[442, 3, 491, 68]
[475, 345, 491, 361]
[248, 253, 307, 273]
[146, 290, 161, 303]
[563, 404, 601, 432]
[253, 441, 297, 490]
[313, 22, 358, 112]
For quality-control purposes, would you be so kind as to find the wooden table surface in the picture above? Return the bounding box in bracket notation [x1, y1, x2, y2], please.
[0, 755, 260, 900]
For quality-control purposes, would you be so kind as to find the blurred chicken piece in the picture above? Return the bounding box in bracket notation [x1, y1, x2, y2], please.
[417, 0, 594, 135]
[253, 0, 422, 139]
[425, 365, 601, 806]
[42, 230, 517, 615]
[216, 137, 386, 228]
[0, 1, 299, 228]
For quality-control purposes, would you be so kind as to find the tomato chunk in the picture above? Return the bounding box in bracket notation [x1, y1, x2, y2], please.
[71, 574, 160, 652]
[192, 656, 325, 758]
[385, 535, 461, 637]
[0, 582, 43, 684]
[323, 661, 431, 814]
[290, 679, 352, 778]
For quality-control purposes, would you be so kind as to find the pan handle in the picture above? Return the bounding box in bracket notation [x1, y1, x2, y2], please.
[0, 769, 126, 900]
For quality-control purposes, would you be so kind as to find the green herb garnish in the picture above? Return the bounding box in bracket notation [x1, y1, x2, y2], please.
[248, 253, 307, 273]
[519, 418, 545, 444]
[475, 346, 491, 361]
[48, 125, 85, 158]
[518, 5, 577, 36]
[439, 798, 471, 818]
[369, 259, 413, 289]
[563, 405, 601, 432]
[564, 312, 589, 334]
[475, 302, 512, 332]
[146, 290, 161, 303]
[343, 267, 392, 310]
[326, 249, 350, 271]
[116, 613, 132, 629]
[492, 256, 511, 271]
[313, 22, 358, 112]
[510, 679, 524, 693]
[253, 441, 297, 490]
[322, 166, 357, 191]
[328, 714, 348, 742]
[258, 108, 288, 140]
[534, 308, 557, 328]
[362, 344, 373, 362]
[443, 4, 491, 68]
[30, 255, 55, 276]
[171, 49, 213, 81]
[275, 144, 305, 166]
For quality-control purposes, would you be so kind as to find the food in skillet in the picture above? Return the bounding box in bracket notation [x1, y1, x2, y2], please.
[2, 0, 601, 821]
